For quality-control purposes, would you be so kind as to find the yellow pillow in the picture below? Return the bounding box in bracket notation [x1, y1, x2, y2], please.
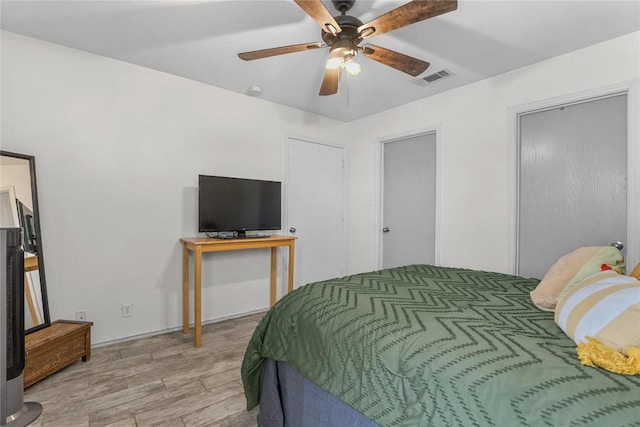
[630, 263, 640, 280]
[530, 246, 624, 312]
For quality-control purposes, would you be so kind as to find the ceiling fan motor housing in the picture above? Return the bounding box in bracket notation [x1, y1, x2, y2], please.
[322, 14, 364, 56]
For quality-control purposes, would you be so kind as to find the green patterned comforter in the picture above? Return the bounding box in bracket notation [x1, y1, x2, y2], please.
[241, 265, 640, 426]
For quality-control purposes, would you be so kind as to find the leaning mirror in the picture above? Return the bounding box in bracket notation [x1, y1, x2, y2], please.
[0, 151, 50, 333]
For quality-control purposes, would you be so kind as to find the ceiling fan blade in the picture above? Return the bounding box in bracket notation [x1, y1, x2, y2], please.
[358, 0, 457, 39]
[294, 0, 342, 34]
[362, 44, 429, 76]
[319, 68, 340, 96]
[238, 42, 324, 61]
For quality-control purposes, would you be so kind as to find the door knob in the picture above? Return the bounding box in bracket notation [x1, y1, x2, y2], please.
[289, 227, 296, 233]
[382, 227, 390, 233]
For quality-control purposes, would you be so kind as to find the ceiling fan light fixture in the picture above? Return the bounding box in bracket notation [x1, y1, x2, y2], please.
[325, 56, 344, 69]
[330, 38, 352, 55]
[344, 60, 361, 75]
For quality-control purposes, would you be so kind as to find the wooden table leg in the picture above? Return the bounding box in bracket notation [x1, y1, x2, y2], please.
[194, 247, 202, 348]
[83, 328, 92, 361]
[182, 243, 190, 334]
[288, 241, 295, 293]
[270, 247, 277, 306]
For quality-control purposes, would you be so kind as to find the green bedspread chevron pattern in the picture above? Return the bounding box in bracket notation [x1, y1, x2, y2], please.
[241, 265, 640, 426]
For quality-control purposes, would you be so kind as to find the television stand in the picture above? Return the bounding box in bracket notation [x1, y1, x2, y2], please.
[180, 234, 296, 347]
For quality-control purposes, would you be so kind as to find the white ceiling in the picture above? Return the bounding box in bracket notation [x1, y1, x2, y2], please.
[2, 1, 639, 122]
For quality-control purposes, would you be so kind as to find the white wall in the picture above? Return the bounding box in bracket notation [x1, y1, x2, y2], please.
[2, 30, 639, 344]
[1, 31, 347, 344]
[343, 32, 640, 276]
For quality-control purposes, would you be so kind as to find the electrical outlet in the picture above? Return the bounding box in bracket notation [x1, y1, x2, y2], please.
[122, 303, 133, 318]
[76, 310, 87, 321]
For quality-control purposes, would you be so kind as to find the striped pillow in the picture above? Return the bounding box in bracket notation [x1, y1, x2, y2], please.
[555, 271, 640, 352]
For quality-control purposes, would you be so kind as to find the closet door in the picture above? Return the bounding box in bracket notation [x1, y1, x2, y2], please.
[382, 132, 437, 269]
[518, 94, 627, 278]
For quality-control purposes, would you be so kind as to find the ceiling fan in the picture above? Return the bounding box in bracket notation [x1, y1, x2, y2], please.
[238, 0, 458, 96]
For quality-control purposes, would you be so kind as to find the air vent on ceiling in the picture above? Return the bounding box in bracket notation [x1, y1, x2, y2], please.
[413, 69, 454, 87]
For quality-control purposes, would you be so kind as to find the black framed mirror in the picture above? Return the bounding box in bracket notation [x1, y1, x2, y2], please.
[0, 151, 50, 334]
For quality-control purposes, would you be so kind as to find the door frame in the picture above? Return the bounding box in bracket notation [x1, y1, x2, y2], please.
[374, 126, 441, 270]
[284, 135, 347, 288]
[507, 80, 640, 274]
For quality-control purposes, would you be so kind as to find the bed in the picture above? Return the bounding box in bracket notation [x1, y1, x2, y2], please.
[241, 264, 640, 426]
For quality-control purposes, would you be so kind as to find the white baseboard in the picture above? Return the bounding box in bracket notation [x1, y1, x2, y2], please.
[92, 308, 269, 349]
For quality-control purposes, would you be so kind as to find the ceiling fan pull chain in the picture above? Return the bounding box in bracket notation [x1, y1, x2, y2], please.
[345, 75, 351, 108]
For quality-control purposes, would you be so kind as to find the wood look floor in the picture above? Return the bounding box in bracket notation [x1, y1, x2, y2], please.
[24, 312, 265, 427]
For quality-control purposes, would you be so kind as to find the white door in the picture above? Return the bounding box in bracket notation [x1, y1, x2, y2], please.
[382, 132, 437, 269]
[286, 137, 345, 287]
[518, 94, 628, 278]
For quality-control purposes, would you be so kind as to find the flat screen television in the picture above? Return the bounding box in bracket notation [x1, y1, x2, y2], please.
[198, 175, 281, 238]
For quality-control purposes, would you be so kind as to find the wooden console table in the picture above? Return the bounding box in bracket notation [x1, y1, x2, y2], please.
[180, 235, 296, 347]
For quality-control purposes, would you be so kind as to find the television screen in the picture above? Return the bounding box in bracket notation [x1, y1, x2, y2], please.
[198, 175, 281, 236]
